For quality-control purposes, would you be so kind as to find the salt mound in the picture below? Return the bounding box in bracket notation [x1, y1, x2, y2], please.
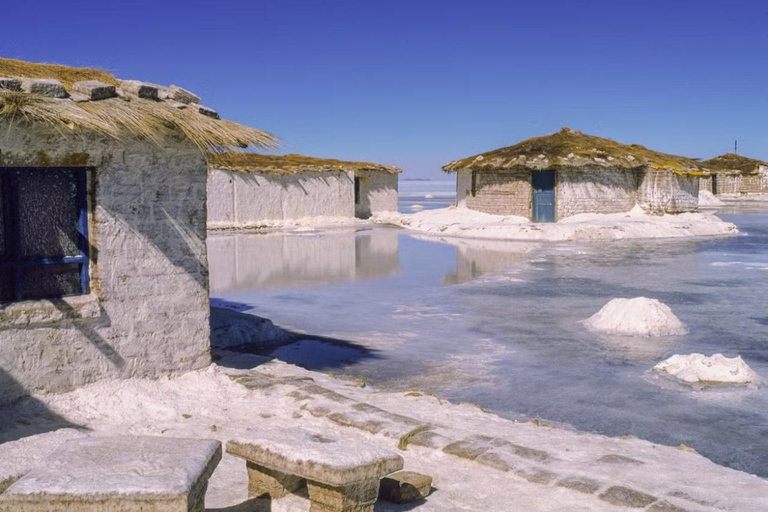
[583, 297, 688, 336]
[410, 204, 425, 210]
[653, 353, 762, 385]
[424, 194, 434, 199]
[699, 190, 724, 207]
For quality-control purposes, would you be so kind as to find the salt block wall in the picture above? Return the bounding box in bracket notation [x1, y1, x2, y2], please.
[637, 170, 699, 213]
[556, 169, 637, 218]
[0, 125, 211, 404]
[700, 176, 713, 193]
[456, 169, 532, 217]
[715, 171, 768, 195]
[355, 170, 398, 218]
[207, 169, 355, 228]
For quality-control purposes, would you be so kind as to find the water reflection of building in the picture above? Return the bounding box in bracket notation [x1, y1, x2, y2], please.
[209, 230, 400, 293]
[440, 237, 539, 285]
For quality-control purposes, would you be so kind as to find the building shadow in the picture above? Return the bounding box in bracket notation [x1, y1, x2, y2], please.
[211, 299, 383, 373]
[0, 367, 85, 444]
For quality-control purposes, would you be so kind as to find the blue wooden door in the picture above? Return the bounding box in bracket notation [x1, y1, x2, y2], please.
[532, 170, 556, 222]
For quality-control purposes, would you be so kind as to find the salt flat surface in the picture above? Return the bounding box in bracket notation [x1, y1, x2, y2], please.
[582, 297, 688, 337]
[2, 365, 766, 510]
[4, 436, 221, 496]
[376, 205, 738, 241]
[653, 353, 763, 385]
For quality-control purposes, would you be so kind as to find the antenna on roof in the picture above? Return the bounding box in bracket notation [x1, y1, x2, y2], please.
[735, 139, 738, 154]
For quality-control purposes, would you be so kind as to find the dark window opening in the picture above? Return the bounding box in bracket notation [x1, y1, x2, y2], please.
[471, 171, 477, 197]
[354, 177, 361, 205]
[0, 168, 90, 303]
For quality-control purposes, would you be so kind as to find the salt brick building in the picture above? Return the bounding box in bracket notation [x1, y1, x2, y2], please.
[207, 153, 401, 228]
[700, 153, 768, 195]
[0, 58, 275, 404]
[443, 128, 705, 222]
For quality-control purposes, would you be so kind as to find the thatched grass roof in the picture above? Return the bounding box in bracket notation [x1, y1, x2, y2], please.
[0, 58, 278, 151]
[209, 152, 403, 175]
[701, 153, 767, 175]
[443, 128, 705, 175]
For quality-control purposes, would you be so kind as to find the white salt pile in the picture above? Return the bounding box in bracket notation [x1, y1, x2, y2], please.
[653, 353, 763, 386]
[410, 204, 425, 210]
[583, 297, 688, 336]
[698, 190, 725, 207]
[424, 194, 434, 199]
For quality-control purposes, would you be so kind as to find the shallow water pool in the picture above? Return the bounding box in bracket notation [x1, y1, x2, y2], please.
[209, 203, 768, 477]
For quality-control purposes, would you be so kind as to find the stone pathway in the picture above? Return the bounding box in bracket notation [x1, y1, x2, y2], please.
[229, 368, 766, 511]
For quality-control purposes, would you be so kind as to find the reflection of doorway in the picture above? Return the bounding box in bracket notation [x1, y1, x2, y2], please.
[532, 170, 556, 222]
[354, 177, 361, 205]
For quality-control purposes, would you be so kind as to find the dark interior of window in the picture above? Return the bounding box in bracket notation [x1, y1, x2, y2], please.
[354, 177, 361, 205]
[471, 170, 477, 197]
[0, 168, 90, 302]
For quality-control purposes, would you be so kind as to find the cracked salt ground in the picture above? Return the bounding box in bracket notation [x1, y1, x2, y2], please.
[209, 207, 768, 480]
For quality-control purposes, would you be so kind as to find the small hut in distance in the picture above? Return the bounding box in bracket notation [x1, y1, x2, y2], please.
[443, 128, 706, 222]
[700, 154, 768, 195]
[207, 153, 401, 228]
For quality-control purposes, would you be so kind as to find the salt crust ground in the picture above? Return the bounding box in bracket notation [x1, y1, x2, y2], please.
[582, 298, 688, 337]
[208, 215, 372, 233]
[653, 354, 763, 386]
[2, 362, 767, 511]
[697, 190, 725, 207]
[719, 193, 768, 202]
[374, 206, 738, 241]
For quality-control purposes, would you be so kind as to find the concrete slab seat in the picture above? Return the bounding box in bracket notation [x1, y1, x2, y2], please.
[226, 427, 404, 512]
[0, 436, 222, 512]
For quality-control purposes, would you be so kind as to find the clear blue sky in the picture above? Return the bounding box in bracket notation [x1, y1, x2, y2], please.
[3, 0, 767, 177]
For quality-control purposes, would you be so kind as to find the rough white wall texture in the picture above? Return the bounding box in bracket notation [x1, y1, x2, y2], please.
[713, 169, 768, 195]
[456, 168, 700, 219]
[355, 171, 398, 218]
[0, 123, 211, 405]
[556, 169, 637, 219]
[457, 169, 532, 217]
[208, 231, 399, 293]
[207, 169, 355, 228]
[700, 176, 713, 193]
[637, 170, 699, 214]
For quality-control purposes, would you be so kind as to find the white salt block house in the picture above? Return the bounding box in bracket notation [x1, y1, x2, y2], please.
[443, 128, 706, 222]
[700, 153, 768, 195]
[207, 152, 401, 228]
[0, 58, 276, 404]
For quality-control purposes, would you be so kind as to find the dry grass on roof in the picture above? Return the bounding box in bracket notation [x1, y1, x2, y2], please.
[701, 153, 767, 175]
[0, 58, 278, 152]
[0, 58, 118, 89]
[209, 152, 402, 174]
[443, 128, 704, 175]
[0, 91, 278, 151]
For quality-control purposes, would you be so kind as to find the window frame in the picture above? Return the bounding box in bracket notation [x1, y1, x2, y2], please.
[0, 167, 91, 303]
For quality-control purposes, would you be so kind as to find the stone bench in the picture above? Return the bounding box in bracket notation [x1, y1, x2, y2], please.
[0, 429, 87, 493]
[0, 436, 221, 512]
[226, 427, 404, 512]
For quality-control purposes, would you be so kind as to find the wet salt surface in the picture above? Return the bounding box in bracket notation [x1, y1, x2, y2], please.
[209, 203, 768, 478]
